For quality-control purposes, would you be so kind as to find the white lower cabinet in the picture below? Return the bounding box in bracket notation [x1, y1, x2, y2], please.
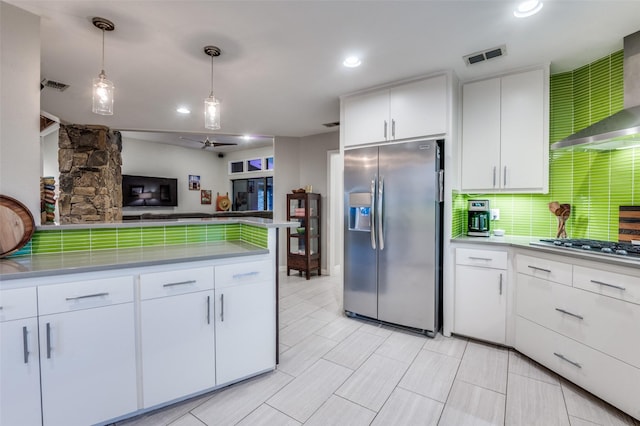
[0, 288, 41, 426]
[39, 297, 137, 426]
[454, 247, 508, 344]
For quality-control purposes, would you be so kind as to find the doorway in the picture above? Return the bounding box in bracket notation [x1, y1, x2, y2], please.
[327, 150, 343, 277]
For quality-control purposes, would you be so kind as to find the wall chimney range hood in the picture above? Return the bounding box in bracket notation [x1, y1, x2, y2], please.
[551, 30, 640, 151]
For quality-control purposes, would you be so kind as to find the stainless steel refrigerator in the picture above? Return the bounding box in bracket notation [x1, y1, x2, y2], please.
[343, 138, 443, 336]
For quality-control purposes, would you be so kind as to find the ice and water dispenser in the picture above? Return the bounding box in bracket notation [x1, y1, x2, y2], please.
[348, 192, 372, 231]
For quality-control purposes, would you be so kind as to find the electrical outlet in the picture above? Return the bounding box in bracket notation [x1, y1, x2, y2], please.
[491, 208, 500, 221]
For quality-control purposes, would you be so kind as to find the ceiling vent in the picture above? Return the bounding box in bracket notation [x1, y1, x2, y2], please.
[323, 121, 340, 128]
[463, 45, 507, 66]
[41, 78, 70, 92]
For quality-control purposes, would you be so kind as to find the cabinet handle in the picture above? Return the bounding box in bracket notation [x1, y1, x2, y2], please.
[65, 292, 109, 301]
[469, 256, 492, 261]
[503, 166, 507, 187]
[162, 280, 197, 288]
[555, 308, 584, 320]
[527, 265, 551, 273]
[391, 119, 396, 139]
[22, 326, 29, 364]
[590, 279, 626, 291]
[206, 295, 211, 325]
[46, 322, 52, 359]
[220, 293, 225, 322]
[499, 273, 503, 295]
[384, 120, 388, 139]
[370, 177, 376, 250]
[232, 271, 259, 280]
[553, 352, 582, 369]
[493, 166, 496, 188]
[378, 175, 385, 251]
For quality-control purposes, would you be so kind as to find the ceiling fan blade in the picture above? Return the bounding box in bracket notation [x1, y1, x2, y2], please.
[212, 142, 238, 146]
[201, 144, 208, 149]
[179, 136, 206, 144]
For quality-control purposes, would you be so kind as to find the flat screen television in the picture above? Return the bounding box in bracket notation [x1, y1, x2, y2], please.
[122, 175, 178, 207]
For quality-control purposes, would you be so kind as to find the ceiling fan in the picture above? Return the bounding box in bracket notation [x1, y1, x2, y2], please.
[179, 136, 238, 149]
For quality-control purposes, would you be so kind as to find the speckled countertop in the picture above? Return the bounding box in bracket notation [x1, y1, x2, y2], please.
[0, 241, 268, 282]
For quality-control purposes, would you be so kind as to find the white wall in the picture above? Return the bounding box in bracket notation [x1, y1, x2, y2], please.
[273, 136, 301, 267]
[0, 2, 41, 223]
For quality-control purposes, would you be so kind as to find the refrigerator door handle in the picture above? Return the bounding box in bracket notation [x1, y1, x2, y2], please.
[438, 169, 444, 203]
[378, 175, 384, 250]
[370, 176, 376, 250]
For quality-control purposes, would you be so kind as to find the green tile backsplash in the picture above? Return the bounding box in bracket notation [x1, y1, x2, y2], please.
[12, 223, 268, 257]
[454, 50, 639, 240]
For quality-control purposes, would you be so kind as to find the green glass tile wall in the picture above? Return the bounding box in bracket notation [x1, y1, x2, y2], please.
[11, 223, 268, 257]
[454, 50, 638, 240]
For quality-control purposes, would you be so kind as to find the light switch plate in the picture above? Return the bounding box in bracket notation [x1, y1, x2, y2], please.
[491, 208, 500, 221]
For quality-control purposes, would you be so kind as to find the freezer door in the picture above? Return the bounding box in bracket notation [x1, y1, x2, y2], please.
[343, 146, 379, 319]
[377, 139, 439, 331]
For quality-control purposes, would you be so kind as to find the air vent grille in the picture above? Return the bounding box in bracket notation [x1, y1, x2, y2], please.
[463, 45, 507, 66]
[41, 78, 70, 92]
[323, 121, 340, 128]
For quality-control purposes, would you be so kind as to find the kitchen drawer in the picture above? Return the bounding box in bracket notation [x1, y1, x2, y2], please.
[140, 266, 214, 300]
[516, 316, 640, 420]
[38, 276, 134, 315]
[0, 287, 37, 321]
[455, 248, 508, 269]
[574, 265, 640, 305]
[215, 259, 272, 289]
[516, 254, 572, 286]
[517, 273, 640, 368]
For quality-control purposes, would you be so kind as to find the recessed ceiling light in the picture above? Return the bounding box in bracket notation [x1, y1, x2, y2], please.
[343, 56, 362, 68]
[242, 135, 253, 140]
[514, 0, 543, 18]
[176, 107, 191, 114]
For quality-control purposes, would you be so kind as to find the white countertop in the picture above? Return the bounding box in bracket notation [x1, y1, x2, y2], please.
[37, 217, 299, 230]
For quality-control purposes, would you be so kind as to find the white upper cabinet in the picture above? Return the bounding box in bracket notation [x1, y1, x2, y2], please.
[342, 74, 448, 147]
[461, 67, 548, 193]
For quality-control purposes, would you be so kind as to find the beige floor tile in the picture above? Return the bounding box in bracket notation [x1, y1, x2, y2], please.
[372, 387, 443, 426]
[305, 395, 376, 426]
[457, 340, 508, 393]
[279, 294, 305, 310]
[358, 322, 394, 338]
[423, 332, 468, 358]
[267, 359, 353, 423]
[561, 380, 639, 426]
[235, 404, 300, 426]
[397, 349, 459, 402]
[167, 413, 205, 426]
[279, 342, 291, 354]
[117, 392, 213, 426]
[323, 329, 386, 369]
[308, 307, 343, 323]
[439, 380, 505, 426]
[314, 316, 362, 342]
[277, 334, 338, 377]
[280, 301, 320, 326]
[190, 371, 292, 426]
[569, 416, 601, 426]
[505, 373, 569, 426]
[509, 350, 560, 385]
[306, 289, 340, 307]
[279, 316, 328, 346]
[375, 330, 426, 363]
[336, 353, 409, 412]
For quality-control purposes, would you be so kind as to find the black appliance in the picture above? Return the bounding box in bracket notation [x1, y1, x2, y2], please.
[467, 199, 490, 237]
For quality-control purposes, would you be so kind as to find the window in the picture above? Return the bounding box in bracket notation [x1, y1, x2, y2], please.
[230, 161, 244, 174]
[247, 158, 262, 172]
[265, 156, 274, 170]
[232, 177, 273, 211]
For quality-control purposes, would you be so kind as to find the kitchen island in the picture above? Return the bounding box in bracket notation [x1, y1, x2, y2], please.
[0, 217, 296, 426]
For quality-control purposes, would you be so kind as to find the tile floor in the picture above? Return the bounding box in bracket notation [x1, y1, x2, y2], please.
[118, 273, 639, 426]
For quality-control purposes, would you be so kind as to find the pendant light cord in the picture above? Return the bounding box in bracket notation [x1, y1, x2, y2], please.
[210, 53, 214, 97]
[100, 28, 106, 76]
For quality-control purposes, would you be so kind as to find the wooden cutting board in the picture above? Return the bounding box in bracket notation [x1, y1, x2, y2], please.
[0, 195, 35, 257]
[618, 206, 640, 242]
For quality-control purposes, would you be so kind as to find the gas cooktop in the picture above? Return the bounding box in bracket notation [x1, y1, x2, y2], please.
[531, 238, 640, 259]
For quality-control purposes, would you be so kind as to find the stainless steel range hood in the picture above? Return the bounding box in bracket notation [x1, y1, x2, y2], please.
[551, 30, 640, 151]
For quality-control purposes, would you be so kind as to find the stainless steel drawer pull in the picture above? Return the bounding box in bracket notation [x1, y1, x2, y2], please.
[232, 271, 259, 280]
[206, 295, 211, 325]
[590, 280, 626, 291]
[555, 308, 584, 320]
[499, 273, 503, 295]
[391, 119, 396, 139]
[527, 265, 551, 273]
[46, 323, 52, 359]
[22, 326, 29, 364]
[163, 280, 197, 288]
[503, 166, 507, 187]
[469, 256, 492, 261]
[384, 120, 388, 139]
[65, 292, 109, 301]
[220, 294, 225, 322]
[553, 352, 582, 368]
[493, 166, 496, 188]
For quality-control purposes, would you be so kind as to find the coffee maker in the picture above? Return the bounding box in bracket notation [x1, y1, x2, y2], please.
[467, 199, 490, 237]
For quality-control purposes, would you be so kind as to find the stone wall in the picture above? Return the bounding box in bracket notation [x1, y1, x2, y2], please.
[58, 124, 123, 223]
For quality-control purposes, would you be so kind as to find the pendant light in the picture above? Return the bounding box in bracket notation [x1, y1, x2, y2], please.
[92, 17, 115, 115]
[204, 45, 221, 130]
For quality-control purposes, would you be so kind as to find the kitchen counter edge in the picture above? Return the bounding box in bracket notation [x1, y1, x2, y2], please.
[37, 217, 299, 230]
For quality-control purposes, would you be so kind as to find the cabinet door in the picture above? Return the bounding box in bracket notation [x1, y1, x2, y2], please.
[500, 69, 545, 190]
[0, 318, 41, 426]
[343, 89, 390, 146]
[455, 265, 506, 344]
[390, 75, 447, 140]
[39, 303, 137, 426]
[140, 290, 215, 407]
[215, 281, 275, 385]
[461, 77, 501, 191]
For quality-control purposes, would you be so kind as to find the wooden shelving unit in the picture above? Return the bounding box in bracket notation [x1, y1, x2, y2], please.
[286, 192, 321, 280]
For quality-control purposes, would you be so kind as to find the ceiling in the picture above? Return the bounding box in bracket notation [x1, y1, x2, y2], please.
[9, 0, 640, 150]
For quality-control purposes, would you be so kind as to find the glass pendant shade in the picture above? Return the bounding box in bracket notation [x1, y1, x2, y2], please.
[204, 94, 220, 130]
[92, 72, 114, 115]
